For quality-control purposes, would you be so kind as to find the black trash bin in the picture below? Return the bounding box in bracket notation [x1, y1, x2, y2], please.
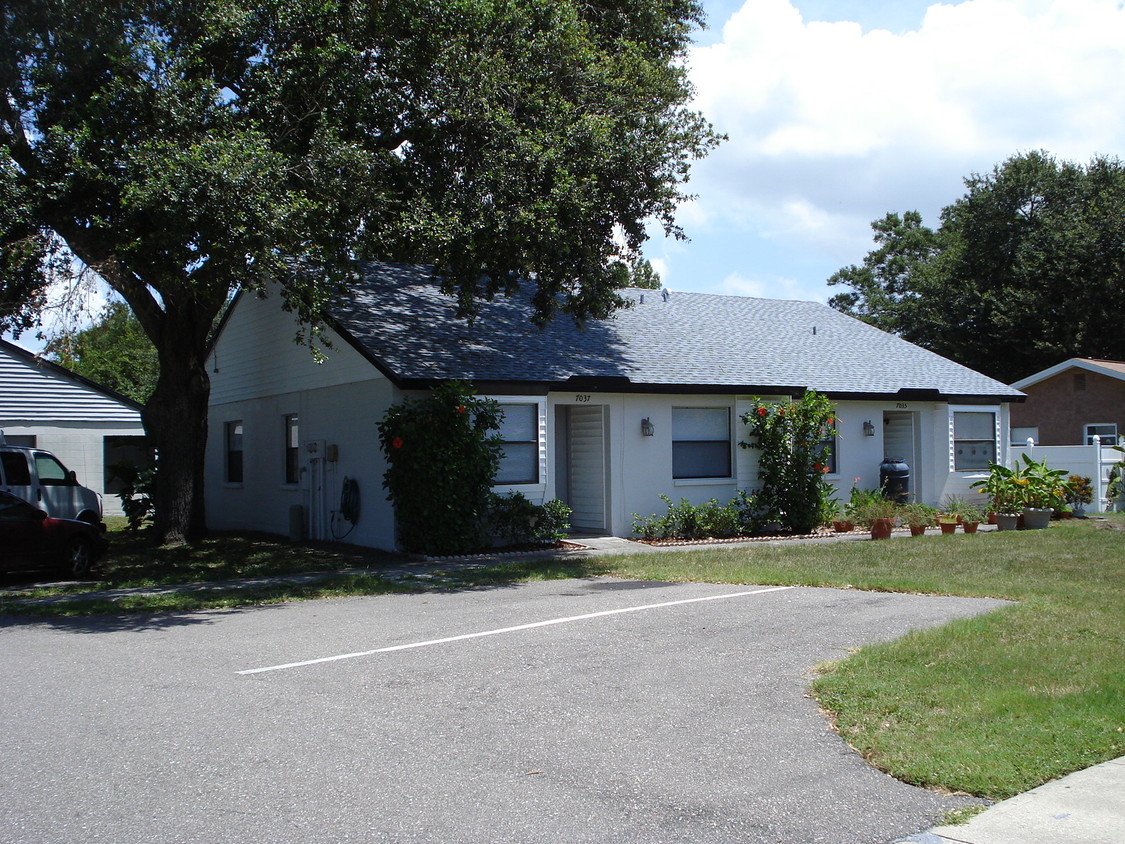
[880, 457, 910, 502]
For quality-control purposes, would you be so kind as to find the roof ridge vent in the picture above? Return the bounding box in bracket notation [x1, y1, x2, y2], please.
[661, 288, 670, 302]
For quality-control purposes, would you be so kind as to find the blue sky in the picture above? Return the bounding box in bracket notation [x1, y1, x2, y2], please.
[653, 0, 1125, 302]
[11, 0, 1125, 351]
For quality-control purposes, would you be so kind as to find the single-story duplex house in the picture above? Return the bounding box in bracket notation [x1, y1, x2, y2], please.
[205, 262, 1024, 548]
[1, 338, 147, 516]
[1010, 358, 1125, 447]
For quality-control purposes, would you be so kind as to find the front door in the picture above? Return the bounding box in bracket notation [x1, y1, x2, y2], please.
[882, 411, 921, 500]
[560, 405, 608, 533]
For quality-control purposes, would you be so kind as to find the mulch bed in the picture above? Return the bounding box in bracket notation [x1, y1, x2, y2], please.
[634, 528, 847, 546]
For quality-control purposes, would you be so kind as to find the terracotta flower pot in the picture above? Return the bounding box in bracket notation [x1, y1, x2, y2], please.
[909, 524, 927, 537]
[963, 520, 980, 534]
[938, 519, 958, 535]
[832, 520, 855, 533]
[869, 517, 894, 540]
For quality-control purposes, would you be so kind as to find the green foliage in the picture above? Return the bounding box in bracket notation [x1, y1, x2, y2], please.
[488, 492, 572, 545]
[1065, 475, 1093, 507]
[849, 497, 900, 528]
[631, 494, 745, 541]
[971, 456, 1068, 513]
[611, 256, 663, 289]
[739, 392, 836, 535]
[0, 0, 720, 544]
[377, 382, 504, 555]
[109, 462, 157, 532]
[844, 485, 884, 522]
[899, 501, 938, 529]
[45, 302, 158, 403]
[829, 151, 1125, 382]
[1106, 446, 1125, 501]
[971, 463, 1023, 514]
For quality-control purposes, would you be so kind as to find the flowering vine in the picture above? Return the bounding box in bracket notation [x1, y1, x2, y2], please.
[739, 391, 837, 534]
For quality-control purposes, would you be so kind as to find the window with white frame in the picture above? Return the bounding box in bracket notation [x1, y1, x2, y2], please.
[672, 407, 732, 479]
[1085, 423, 1118, 446]
[225, 421, 244, 484]
[953, 411, 996, 471]
[496, 403, 539, 485]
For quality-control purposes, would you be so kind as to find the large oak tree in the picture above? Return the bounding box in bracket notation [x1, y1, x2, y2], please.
[1, 0, 719, 544]
[828, 151, 1125, 384]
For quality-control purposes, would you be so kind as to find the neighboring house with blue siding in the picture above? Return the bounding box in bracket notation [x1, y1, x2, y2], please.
[204, 262, 1024, 549]
[0, 339, 147, 516]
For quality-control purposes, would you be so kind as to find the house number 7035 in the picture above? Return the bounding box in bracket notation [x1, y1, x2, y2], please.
[575, 394, 591, 402]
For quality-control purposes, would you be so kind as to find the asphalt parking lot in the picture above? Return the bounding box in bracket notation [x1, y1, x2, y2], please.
[0, 578, 1008, 843]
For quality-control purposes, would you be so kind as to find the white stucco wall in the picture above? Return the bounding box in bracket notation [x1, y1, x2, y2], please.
[206, 290, 400, 549]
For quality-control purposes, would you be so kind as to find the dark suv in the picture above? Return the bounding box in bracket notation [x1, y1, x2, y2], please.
[0, 490, 108, 577]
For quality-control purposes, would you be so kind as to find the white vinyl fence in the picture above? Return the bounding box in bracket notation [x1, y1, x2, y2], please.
[1011, 437, 1124, 513]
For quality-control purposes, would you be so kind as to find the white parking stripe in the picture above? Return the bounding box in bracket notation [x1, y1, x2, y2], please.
[238, 585, 793, 675]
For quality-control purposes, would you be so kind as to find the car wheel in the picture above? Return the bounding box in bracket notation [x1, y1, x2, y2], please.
[60, 538, 93, 578]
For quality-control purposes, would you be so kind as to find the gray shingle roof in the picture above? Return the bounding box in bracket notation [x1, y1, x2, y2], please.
[328, 262, 1022, 399]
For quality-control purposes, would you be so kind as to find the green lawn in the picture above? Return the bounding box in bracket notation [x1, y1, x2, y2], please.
[2, 516, 1122, 801]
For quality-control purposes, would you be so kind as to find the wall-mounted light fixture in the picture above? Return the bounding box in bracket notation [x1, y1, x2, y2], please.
[641, 417, 655, 437]
[863, 420, 875, 437]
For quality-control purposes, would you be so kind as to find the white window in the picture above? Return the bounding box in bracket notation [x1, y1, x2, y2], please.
[1085, 423, 1118, 446]
[225, 421, 244, 484]
[496, 404, 539, 485]
[953, 411, 996, 471]
[672, 407, 732, 479]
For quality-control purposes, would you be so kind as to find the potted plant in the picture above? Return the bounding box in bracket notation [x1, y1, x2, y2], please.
[959, 502, 986, 534]
[900, 501, 937, 536]
[853, 497, 899, 540]
[820, 495, 852, 532]
[972, 464, 1022, 531]
[938, 495, 967, 534]
[1016, 455, 1067, 529]
[844, 486, 879, 525]
[1065, 475, 1093, 518]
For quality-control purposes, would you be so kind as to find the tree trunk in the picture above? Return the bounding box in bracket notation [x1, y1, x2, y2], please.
[142, 328, 212, 546]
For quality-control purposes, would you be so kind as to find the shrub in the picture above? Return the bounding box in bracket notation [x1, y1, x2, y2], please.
[488, 492, 572, 545]
[377, 382, 504, 555]
[631, 495, 744, 540]
[109, 462, 156, 532]
[739, 391, 836, 535]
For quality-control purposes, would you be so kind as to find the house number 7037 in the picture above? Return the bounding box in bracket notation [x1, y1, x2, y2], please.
[575, 394, 591, 402]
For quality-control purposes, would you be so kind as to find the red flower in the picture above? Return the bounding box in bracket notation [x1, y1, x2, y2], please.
[813, 462, 823, 472]
[456, 405, 466, 414]
[391, 437, 404, 449]
[757, 407, 767, 417]
[820, 464, 830, 474]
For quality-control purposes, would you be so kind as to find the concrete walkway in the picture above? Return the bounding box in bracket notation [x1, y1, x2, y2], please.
[900, 755, 1125, 844]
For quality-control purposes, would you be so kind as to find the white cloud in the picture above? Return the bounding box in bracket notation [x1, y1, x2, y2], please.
[688, 0, 1125, 260]
[717, 270, 823, 301]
